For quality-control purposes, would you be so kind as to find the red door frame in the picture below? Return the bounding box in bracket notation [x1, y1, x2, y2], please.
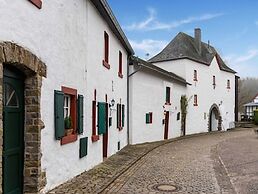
[164, 111, 169, 140]
[103, 102, 108, 158]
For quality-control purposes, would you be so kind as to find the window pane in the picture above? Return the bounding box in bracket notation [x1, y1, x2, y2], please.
[4, 83, 19, 107]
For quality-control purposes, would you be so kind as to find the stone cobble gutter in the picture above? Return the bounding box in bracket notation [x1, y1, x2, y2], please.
[48, 130, 233, 194]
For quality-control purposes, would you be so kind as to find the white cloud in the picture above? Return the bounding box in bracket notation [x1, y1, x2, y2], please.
[224, 49, 258, 77]
[129, 39, 168, 58]
[124, 8, 224, 31]
[235, 49, 258, 63]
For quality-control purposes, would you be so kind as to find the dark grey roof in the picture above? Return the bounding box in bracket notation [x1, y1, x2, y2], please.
[130, 56, 189, 86]
[149, 32, 236, 74]
[90, 0, 134, 55]
[243, 102, 258, 107]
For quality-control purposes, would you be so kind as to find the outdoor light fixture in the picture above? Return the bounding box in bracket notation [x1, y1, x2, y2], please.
[109, 99, 115, 108]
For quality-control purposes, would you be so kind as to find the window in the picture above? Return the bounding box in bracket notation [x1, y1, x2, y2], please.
[103, 31, 110, 69]
[118, 51, 123, 78]
[227, 80, 230, 89]
[166, 87, 171, 105]
[54, 87, 84, 145]
[61, 87, 77, 145]
[29, 0, 42, 9]
[64, 95, 71, 118]
[177, 112, 180, 121]
[117, 103, 125, 130]
[213, 76, 216, 89]
[146, 112, 153, 124]
[193, 70, 198, 81]
[194, 95, 198, 106]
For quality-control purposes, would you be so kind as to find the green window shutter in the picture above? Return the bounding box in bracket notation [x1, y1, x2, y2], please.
[54, 90, 65, 140]
[122, 105, 125, 127]
[77, 95, 84, 134]
[117, 104, 120, 128]
[98, 102, 107, 134]
[146, 113, 150, 124]
[79, 137, 88, 158]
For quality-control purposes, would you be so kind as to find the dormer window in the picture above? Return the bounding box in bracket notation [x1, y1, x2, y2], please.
[193, 70, 198, 81]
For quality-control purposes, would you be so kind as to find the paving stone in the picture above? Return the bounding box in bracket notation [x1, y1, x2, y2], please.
[49, 128, 256, 194]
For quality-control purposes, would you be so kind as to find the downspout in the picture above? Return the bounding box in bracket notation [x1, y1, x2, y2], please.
[127, 57, 142, 145]
[126, 55, 130, 145]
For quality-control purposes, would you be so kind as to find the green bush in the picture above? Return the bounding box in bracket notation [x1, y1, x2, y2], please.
[254, 110, 258, 125]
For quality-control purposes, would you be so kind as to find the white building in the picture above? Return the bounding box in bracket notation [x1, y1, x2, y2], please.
[149, 29, 237, 134]
[129, 57, 188, 144]
[243, 94, 258, 118]
[0, 0, 133, 193]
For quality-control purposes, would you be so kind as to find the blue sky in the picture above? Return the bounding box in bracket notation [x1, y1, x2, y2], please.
[108, 0, 258, 78]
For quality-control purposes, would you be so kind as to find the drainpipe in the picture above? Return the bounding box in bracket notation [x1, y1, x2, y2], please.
[126, 56, 130, 145]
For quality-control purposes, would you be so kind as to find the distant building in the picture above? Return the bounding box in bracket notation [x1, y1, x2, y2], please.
[243, 94, 258, 117]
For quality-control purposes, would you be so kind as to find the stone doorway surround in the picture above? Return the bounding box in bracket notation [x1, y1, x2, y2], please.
[0, 42, 47, 194]
[208, 103, 222, 132]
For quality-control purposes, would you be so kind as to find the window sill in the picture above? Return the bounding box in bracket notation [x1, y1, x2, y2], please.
[227, 87, 231, 89]
[29, 0, 42, 9]
[118, 72, 123, 78]
[165, 102, 171, 105]
[193, 79, 198, 81]
[91, 135, 100, 142]
[61, 134, 78, 145]
[103, 60, 110, 69]
[118, 126, 123, 131]
[194, 104, 198, 106]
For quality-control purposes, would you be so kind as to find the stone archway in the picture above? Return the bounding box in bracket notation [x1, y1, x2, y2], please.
[0, 42, 47, 193]
[208, 104, 222, 132]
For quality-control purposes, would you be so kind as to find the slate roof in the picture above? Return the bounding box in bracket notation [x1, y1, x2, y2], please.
[90, 0, 134, 55]
[148, 32, 236, 74]
[130, 56, 189, 86]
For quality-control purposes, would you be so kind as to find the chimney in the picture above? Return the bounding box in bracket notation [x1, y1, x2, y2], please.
[194, 28, 201, 54]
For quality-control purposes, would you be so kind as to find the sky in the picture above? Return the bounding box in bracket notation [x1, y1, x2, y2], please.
[108, 0, 258, 78]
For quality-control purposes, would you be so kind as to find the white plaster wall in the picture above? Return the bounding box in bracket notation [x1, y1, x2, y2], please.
[153, 58, 235, 135]
[129, 66, 186, 145]
[154, 60, 186, 79]
[0, 0, 129, 192]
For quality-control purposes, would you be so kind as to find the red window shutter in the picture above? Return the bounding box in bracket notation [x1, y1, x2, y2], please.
[92, 101, 96, 135]
[194, 95, 198, 106]
[104, 31, 109, 63]
[149, 112, 153, 123]
[118, 51, 123, 78]
[28, 0, 42, 9]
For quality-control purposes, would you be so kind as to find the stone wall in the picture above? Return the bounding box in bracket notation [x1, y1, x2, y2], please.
[0, 42, 47, 193]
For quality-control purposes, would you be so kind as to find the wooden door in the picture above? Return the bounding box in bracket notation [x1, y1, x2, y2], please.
[103, 103, 108, 158]
[3, 68, 24, 194]
[164, 111, 169, 140]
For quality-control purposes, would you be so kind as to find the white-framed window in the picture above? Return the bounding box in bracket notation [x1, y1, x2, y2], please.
[64, 95, 71, 118]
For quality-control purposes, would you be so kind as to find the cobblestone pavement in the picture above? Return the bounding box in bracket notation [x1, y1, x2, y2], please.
[102, 129, 255, 194]
[49, 128, 258, 194]
[48, 140, 168, 194]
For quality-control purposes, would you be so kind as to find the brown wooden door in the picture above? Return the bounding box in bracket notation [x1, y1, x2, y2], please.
[164, 111, 169, 140]
[103, 103, 108, 158]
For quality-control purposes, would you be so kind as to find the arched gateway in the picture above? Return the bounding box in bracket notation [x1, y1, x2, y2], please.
[0, 42, 47, 193]
[208, 104, 222, 132]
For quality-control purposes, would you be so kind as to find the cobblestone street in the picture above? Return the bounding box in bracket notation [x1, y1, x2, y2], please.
[49, 128, 258, 194]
